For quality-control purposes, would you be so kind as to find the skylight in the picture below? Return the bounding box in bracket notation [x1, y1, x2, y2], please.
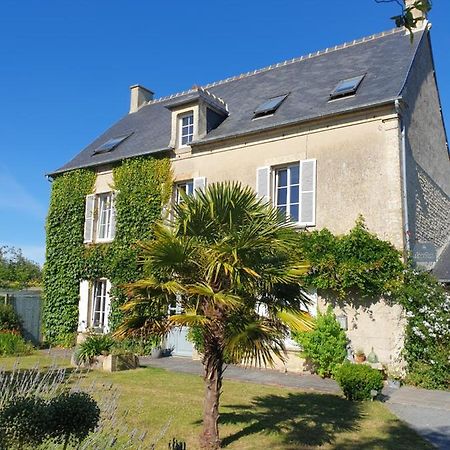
[330, 75, 365, 100]
[92, 133, 132, 155]
[253, 94, 288, 118]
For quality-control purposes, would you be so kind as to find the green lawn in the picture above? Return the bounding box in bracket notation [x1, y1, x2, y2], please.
[0, 354, 433, 450]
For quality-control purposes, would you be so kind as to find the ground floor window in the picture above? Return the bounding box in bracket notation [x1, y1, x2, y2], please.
[91, 279, 108, 330]
[78, 279, 111, 333]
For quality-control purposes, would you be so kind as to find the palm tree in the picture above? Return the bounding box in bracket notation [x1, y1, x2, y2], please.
[115, 181, 313, 449]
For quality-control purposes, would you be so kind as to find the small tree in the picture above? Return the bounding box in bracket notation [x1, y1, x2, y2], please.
[48, 392, 100, 449]
[116, 182, 313, 449]
[294, 307, 347, 378]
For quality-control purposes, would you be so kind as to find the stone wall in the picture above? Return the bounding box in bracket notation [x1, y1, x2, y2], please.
[403, 30, 450, 256]
[415, 166, 450, 248]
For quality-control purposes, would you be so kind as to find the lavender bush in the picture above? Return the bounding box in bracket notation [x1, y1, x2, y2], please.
[0, 364, 169, 449]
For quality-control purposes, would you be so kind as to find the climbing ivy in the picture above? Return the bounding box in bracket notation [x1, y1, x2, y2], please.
[43, 157, 171, 345]
[298, 216, 405, 299]
[299, 217, 449, 388]
[43, 169, 96, 344]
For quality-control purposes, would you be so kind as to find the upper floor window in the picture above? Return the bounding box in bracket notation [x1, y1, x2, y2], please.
[179, 112, 194, 146]
[275, 164, 300, 222]
[256, 160, 316, 226]
[84, 192, 116, 243]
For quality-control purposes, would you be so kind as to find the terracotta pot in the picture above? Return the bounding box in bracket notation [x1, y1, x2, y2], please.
[355, 354, 366, 363]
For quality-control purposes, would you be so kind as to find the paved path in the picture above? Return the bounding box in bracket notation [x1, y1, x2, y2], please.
[141, 355, 340, 394]
[383, 386, 450, 450]
[142, 356, 450, 449]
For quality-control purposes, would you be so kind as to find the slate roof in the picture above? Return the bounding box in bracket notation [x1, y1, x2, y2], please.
[49, 26, 427, 176]
[433, 242, 450, 283]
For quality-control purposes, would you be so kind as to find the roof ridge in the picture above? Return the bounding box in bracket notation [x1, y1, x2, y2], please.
[145, 26, 406, 107]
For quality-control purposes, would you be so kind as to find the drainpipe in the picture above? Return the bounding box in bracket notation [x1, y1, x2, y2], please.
[395, 99, 410, 256]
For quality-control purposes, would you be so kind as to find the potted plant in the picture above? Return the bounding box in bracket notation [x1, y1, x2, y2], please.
[150, 336, 163, 359]
[355, 348, 366, 363]
[386, 367, 403, 389]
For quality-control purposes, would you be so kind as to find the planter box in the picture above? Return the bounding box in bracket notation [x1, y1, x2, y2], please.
[73, 354, 139, 372]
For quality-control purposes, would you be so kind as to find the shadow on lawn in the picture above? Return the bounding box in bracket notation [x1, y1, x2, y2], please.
[220, 392, 361, 448]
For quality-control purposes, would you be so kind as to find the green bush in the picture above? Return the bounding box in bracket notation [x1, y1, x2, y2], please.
[0, 392, 100, 449]
[111, 337, 159, 356]
[293, 307, 347, 378]
[405, 350, 450, 391]
[0, 304, 21, 333]
[0, 333, 33, 357]
[0, 396, 50, 448]
[74, 334, 114, 364]
[47, 392, 100, 447]
[335, 363, 384, 401]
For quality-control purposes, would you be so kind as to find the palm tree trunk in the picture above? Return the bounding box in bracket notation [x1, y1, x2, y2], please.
[200, 354, 223, 449]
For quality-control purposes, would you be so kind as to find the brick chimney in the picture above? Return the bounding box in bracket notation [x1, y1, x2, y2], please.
[129, 84, 154, 113]
[404, 0, 428, 23]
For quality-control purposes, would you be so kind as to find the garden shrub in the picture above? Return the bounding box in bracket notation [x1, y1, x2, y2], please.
[394, 269, 450, 390]
[0, 396, 50, 448]
[0, 365, 163, 449]
[0, 304, 21, 333]
[47, 392, 100, 447]
[335, 363, 384, 401]
[112, 337, 159, 356]
[75, 334, 114, 364]
[0, 333, 33, 357]
[293, 307, 347, 378]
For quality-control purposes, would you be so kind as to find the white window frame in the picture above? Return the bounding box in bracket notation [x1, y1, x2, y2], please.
[89, 279, 109, 332]
[178, 112, 194, 147]
[273, 163, 301, 224]
[96, 192, 114, 242]
[174, 180, 194, 204]
[84, 191, 116, 244]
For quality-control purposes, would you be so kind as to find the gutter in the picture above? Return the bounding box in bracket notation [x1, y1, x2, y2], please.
[192, 98, 399, 148]
[395, 99, 411, 255]
[46, 146, 173, 178]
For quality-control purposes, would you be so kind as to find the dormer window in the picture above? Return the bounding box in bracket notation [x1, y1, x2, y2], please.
[179, 112, 194, 146]
[165, 88, 228, 150]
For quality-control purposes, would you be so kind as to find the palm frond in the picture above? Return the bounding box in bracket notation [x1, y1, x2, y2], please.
[226, 319, 287, 367]
[277, 310, 315, 332]
[168, 312, 210, 328]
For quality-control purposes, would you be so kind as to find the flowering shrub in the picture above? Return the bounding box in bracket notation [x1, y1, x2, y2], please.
[395, 269, 450, 390]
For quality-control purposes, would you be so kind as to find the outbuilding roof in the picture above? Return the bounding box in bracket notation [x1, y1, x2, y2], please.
[49, 26, 427, 176]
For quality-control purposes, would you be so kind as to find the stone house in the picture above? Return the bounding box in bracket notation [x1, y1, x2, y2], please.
[47, 15, 449, 370]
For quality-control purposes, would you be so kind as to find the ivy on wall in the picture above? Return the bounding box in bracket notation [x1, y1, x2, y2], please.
[43, 169, 96, 344]
[299, 217, 449, 389]
[298, 216, 405, 298]
[43, 157, 171, 345]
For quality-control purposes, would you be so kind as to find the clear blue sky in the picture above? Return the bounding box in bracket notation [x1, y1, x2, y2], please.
[0, 0, 448, 266]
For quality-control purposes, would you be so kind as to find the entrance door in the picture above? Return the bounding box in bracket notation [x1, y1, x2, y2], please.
[165, 301, 193, 357]
[165, 327, 193, 357]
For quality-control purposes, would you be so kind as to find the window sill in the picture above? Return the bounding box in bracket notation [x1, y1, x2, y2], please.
[84, 238, 115, 245]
